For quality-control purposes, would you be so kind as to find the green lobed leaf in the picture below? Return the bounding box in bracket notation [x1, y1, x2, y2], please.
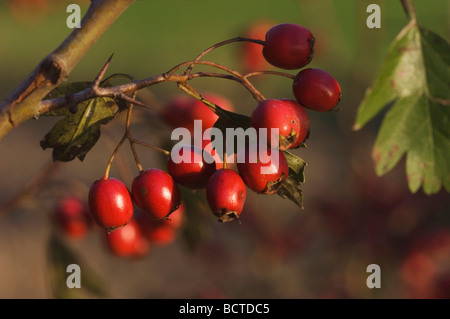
[40, 82, 119, 162]
[354, 22, 450, 194]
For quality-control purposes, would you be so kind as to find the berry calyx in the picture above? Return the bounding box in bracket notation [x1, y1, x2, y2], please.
[105, 218, 149, 258]
[167, 145, 216, 189]
[262, 23, 314, 70]
[88, 177, 134, 232]
[250, 99, 309, 150]
[206, 169, 246, 223]
[53, 196, 91, 239]
[131, 168, 181, 219]
[292, 68, 341, 112]
[237, 145, 289, 194]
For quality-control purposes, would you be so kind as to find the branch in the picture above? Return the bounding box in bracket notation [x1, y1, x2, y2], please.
[400, 0, 417, 23]
[38, 59, 269, 115]
[0, 161, 62, 215]
[0, 0, 136, 140]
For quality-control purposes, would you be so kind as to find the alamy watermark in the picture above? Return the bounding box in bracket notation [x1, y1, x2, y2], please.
[66, 264, 81, 288]
[66, 4, 81, 29]
[366, 264, 381, 289]
[170, 120, 281, 174]
[366, 4, 381, 29]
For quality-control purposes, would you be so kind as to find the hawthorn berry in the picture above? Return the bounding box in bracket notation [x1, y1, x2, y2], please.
[136, 203, 185, 245]
[237, 145, 289, 194]
[88, 177, 134, 232]
[202, 137, 224, 170]
[167, 145, 216, 189]
[53, 196, 91, 239]
[241, 20, 274, 72]
[292, 68, 341, 112]
[280, 99, 310, 147]
[206, 169, 246, 223]
[131, 168, 181, 219]
[160, 93, 234, 132]
[262, 23, 314, 70]
[251, 99, 309, 150]
[202, 136, 237, 171]
[105, 218, 149, 258]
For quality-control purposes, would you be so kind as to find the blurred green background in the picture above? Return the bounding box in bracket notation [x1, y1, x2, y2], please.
[0, 0, 449, 299]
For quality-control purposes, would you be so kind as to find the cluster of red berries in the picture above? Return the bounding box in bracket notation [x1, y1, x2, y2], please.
[84, 23, 340, 240]
[53, 195, 184, 258]
[262, 23, 341, 112]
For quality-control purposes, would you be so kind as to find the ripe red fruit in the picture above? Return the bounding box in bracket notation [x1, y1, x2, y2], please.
[237, 145, 289, 194]
[281, 99, 310, 147]
[401, 251, 437, 297]
[292, 68, 341, 112]
[202, 137, 223, 170]
[105, 218, 149, 258]
[202, 136, 237, 171]
[160, 93, 234, 132]
[167, 145, 216, 189]
[251, 99, 310, 150]
[206, 169, 246, 223]
[136, 203, 185, 245]
[131, 168, 181, 219]
[88, 177, 134, 232]
[53, 196, 91, 239]
[262, 23, 314, 70]
[241, 20, 274, 72]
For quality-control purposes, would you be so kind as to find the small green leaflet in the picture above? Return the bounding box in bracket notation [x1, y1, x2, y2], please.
[354, 21, 450, 194]
[40, 82, 119, 162]
[277, 150, 307, 209]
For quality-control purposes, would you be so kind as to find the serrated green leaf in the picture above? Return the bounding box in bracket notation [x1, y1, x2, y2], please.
[41, 82, 119, 162]
[354, 21, 450, 194]
[277, 151, 307, 209]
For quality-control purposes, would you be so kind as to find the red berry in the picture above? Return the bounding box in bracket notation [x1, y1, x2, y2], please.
[88, 177, 134, 232]
[251, 99, 309, 150]
[136, 203, 185, 245]
[160, 93, 234, 132]
[280, 99, 310, 147]
[292, 68, 341, 112]
[131, 168, 181, 219]
[241, 20, 274, 72]
[206, 169, 246, 223]
[262, 23, 314, 70]
[401, 251, 437, 295]
[105, 218, 149, 258]
[202, 137, 223, 170]
[237, 145, 289, 194]
[167, 145, 216, 189]
[202, 136, 237, 171]
[54, 196, 90, 239]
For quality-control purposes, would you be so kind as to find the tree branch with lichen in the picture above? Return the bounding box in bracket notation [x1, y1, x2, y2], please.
[0, 0, 136, 140]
